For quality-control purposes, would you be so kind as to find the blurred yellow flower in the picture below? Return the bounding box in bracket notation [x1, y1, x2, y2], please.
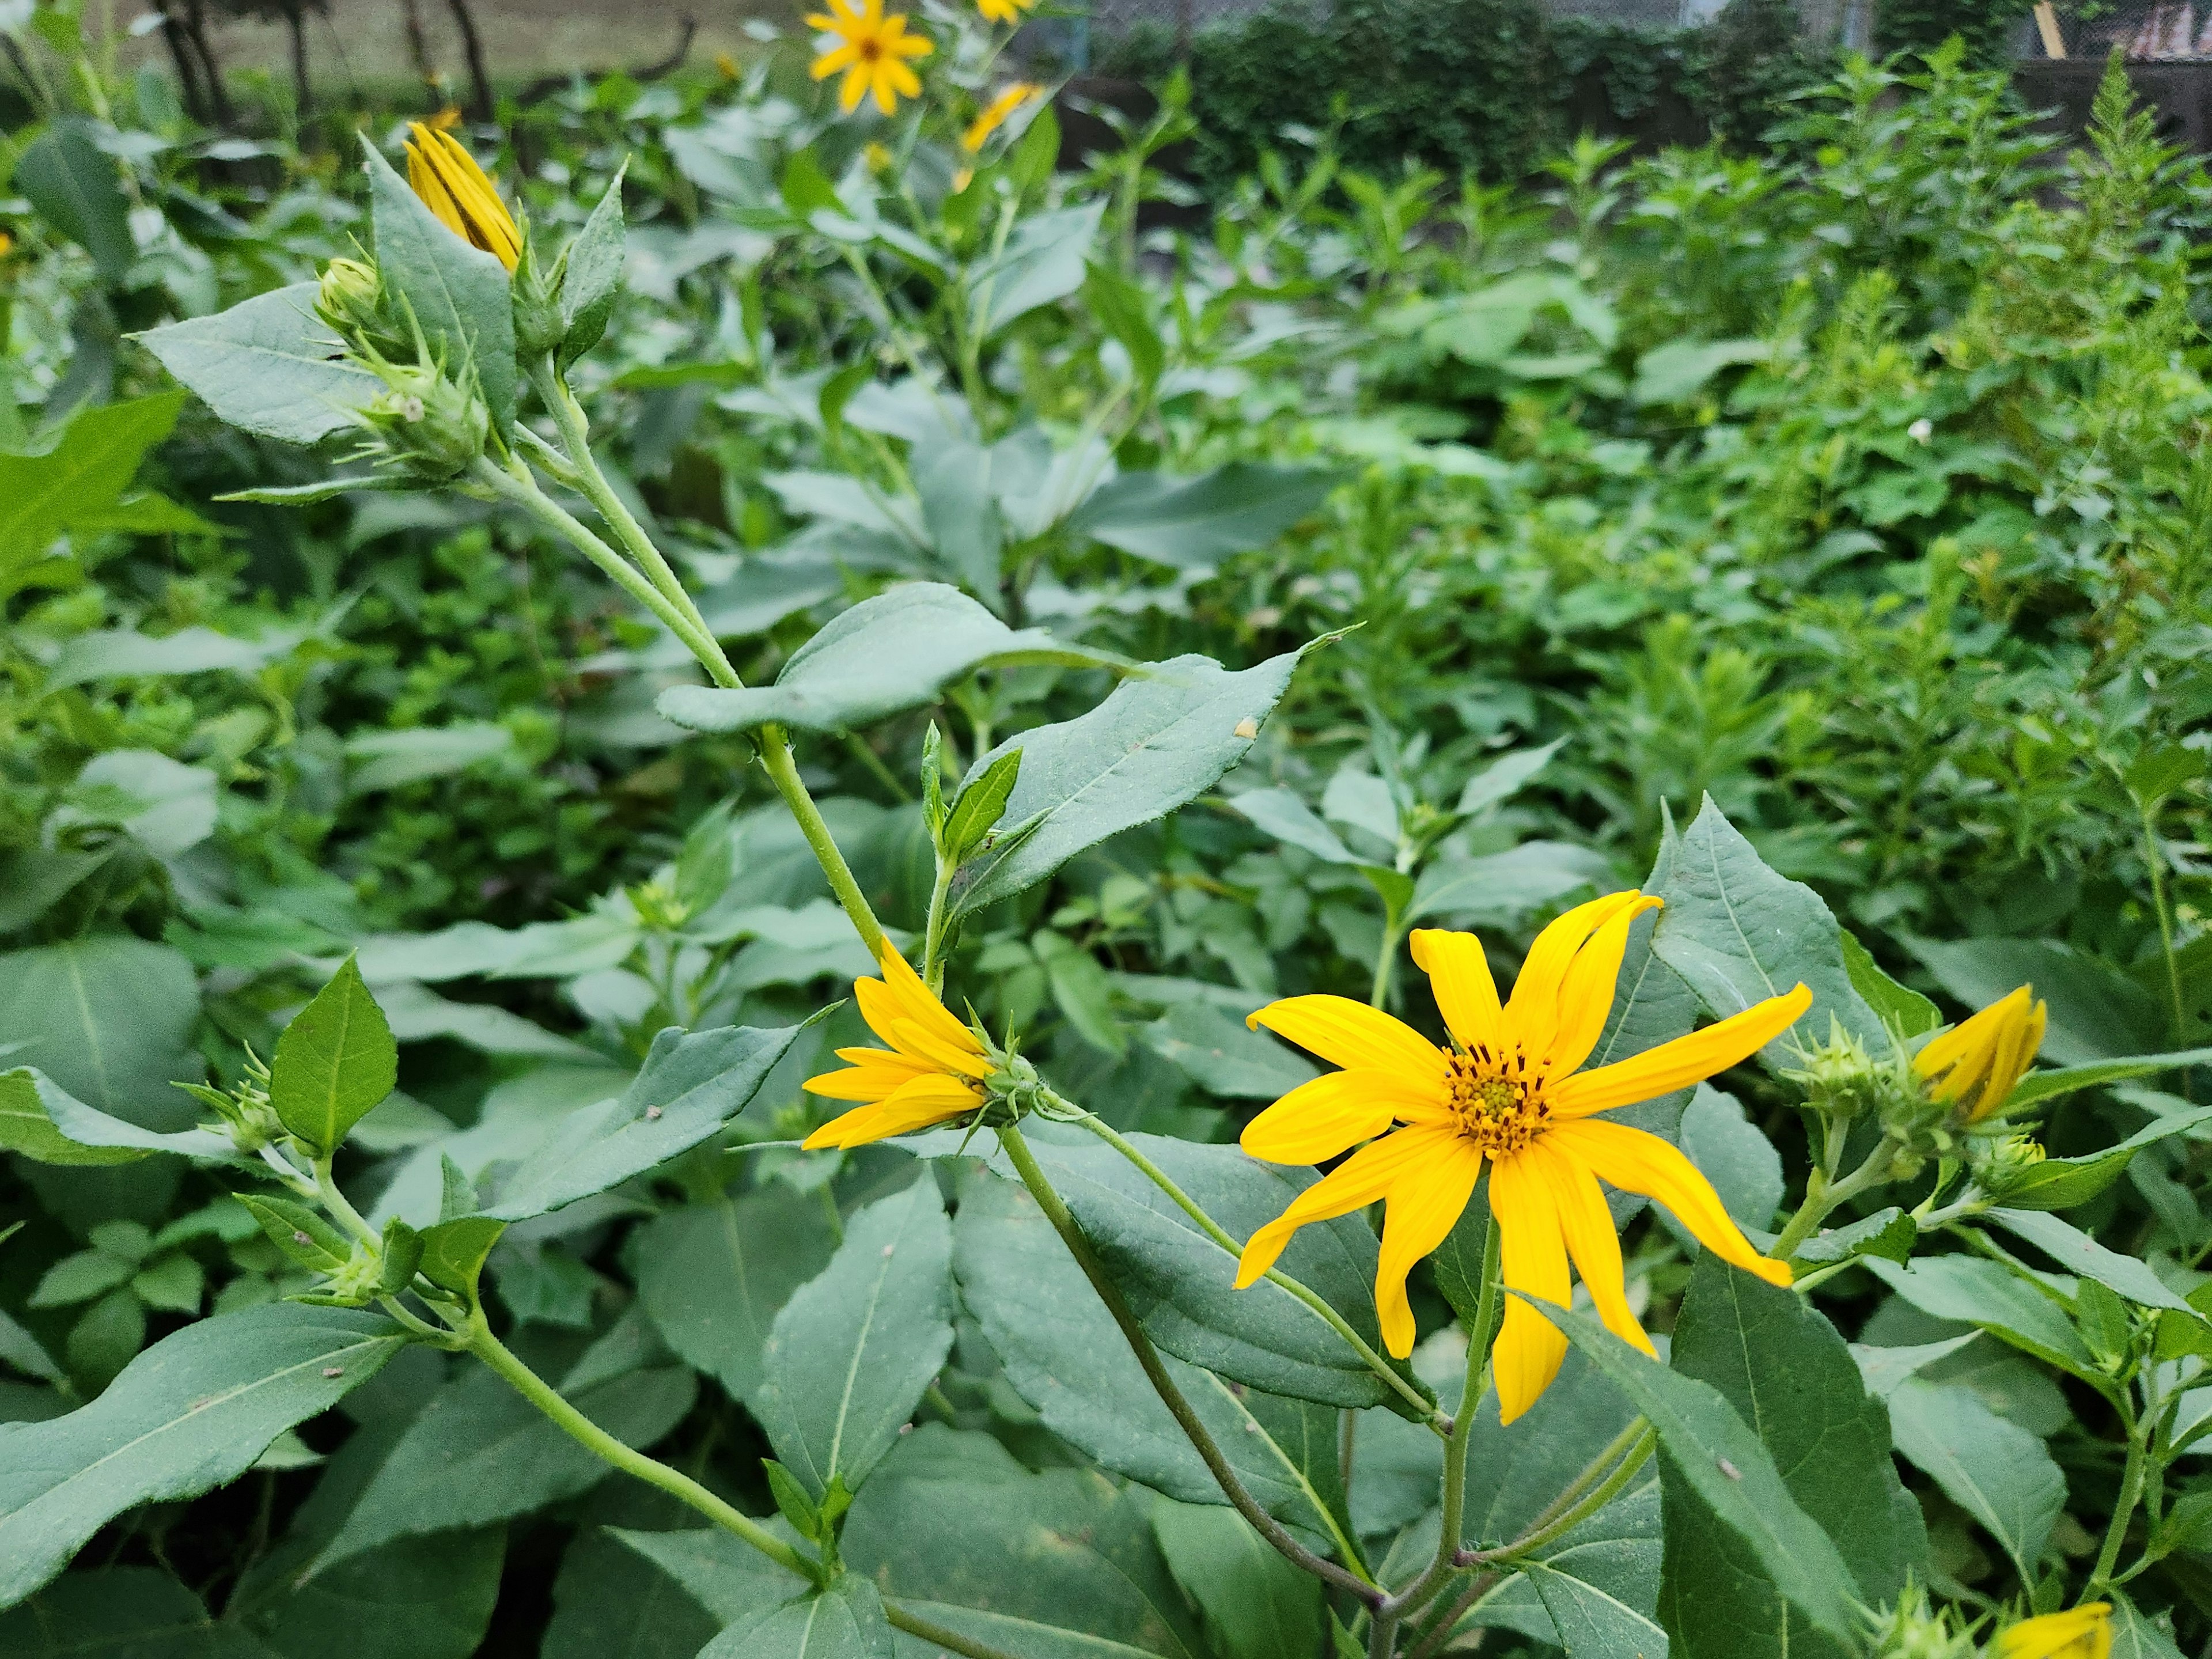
[864, 141, 894, 173]
[1997, 1604, 2111, 1659]
[976, 0, 1037, 26]
[1235, 892, 1807, 1421]
[404, 122, 521, 271]
[1915, 983, 2046, 1122]
[963, 82, 1043, 151]
[715, 51, 741, 79]
[805, 0, 933, 116]
[802, 944, 987, 1148]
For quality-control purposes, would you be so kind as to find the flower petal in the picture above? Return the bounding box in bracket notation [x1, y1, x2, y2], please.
[1996, 1606, 2111, 1659]
[1550, 983, 1812, 1118]
[1549, 1119, 1789, 1286]
[806, 1073, 978, 1149]
[838, 64, 868, 110]
[1488, 1150, 1571, 1425]
[1410, 929, 1502, 1053]
[804, 1048, 932, 1101]
[1375, 1135, 1485, 1357]
[1541, 896, 1662, 1079]
[1248, 996, 1446, 1085]
[875, 944, 983, 1057]
[887, 1018, 990, 1080]
[1501, 891, 1652, 1060]
[1527, 1138, 1653, 1355]
[1234, 1127, 1452, 1287]
[1241, 1069, 1450, 1165]
[804, 1101, 888, 1149]
[812, 42, 858, 74]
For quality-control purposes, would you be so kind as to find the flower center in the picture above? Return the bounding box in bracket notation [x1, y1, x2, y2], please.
[858, 33, 884, 59]
[1442, 1046, 1550, 1155]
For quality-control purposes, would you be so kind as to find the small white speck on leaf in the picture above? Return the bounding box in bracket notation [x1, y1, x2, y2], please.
[1717, 1457, 1741, 1480]
[292, 1231, 313, 1246]
[645, 1105, 664, 1120]
[1233, 717, 1259, 739]
[321, 1367, 343, 1378]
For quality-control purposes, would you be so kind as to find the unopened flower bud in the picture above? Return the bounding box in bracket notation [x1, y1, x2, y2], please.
[1972, 1131, 2048, 1199]
[316, 256, 400, 357]
[354, 359, 491, 483]
[511, 237, 566, 359]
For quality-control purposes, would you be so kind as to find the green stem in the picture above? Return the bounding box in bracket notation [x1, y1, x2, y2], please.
[1770, 1134, 1901, 1263]
[2088, 1406, 2149, 1596]
[996, 1122, 1381, 1603]
[1370, 919, 1404, 1010]
[312, 1157, 379, 1248]
[2140, 800, 2188, 1054]
[882, 1604, 1022, 1659]
[1480, 1427, 1653, 1565]
[758, 734, 888, 960]
[1065, 1106, 1448, 1432]
[922, 853, 959, 995]
[467, 1319, 822, 1585]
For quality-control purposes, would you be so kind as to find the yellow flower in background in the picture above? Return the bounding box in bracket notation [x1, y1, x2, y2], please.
[1234, 892, 1809, 1422]
[1997, 1604, 2111, 1659]
[1915, 984, 2046, 1123]
[715, 51, 741, 79]
[404, 122, 521, 271]
[426, 104, 464, 131]
[803, 944, 987, 1148]
[864, 141, 894, 173]
[976, 0, 1037, 26]
[963, 82, 1044, 152]
[805, 0, 933, 116]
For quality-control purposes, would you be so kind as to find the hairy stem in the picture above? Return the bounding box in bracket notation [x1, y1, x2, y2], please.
[2088, 1404, 2148, 1596]
[997, 1121, 1382, 1603]
[757, 734, 888, 960]
[1770, 1132, 1902, 1263]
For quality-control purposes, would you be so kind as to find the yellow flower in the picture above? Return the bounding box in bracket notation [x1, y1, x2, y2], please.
[1234, 891, 1809, 1422]
[427, 104, 464, 131]
[802, 944, 988, 1148]
[1915, 984, 2046, 1123]
[715, 51, 741, 79]
[963, 82, 1044, 152]
[1997, 1605, 2111, 1659]
[805, 0, 933, 116]
[403, 122, 521, 272]
[976, 0, 1037, 25]
[864, 141, 894, 173]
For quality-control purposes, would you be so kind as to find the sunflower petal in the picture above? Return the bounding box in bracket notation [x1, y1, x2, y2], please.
[1551, 1119, 1789, 1286]
[874, 944, 983, 1056]
[1542, 896, 1662, 1079]
[1234, 1127, 1448, 1287]
[804, 1052, 932, 1101]
[1488, 1150, 1571, 1425]
[1550, 983, 1812, 1118]
[807, 1073, 978, 1148]
[1501, 890, 1652, 1059]
[804, 1100, 887, 1149]
[1248, 996, 1446, 1084]
[1375, 1136, 1485, 1357]
[812, 42, 859, 74]
[1411, 929, 1503, 1053]
[1240, 1071, 1404, 1164]
[1527, 1139, 1653, 1355]
[886, 1018, 990, 1079]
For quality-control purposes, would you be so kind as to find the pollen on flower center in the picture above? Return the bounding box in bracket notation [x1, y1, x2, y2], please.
[1442, 1047, 1550, 1154]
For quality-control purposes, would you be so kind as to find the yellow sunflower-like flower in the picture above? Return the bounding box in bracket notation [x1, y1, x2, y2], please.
[975, 0, 1037, 26]
[404, 122, 521, 272]
[1915, 983, 2046, 1124]
[805, 0, 933, 116]
[802, 944, 988, 1148]
[963, 82, 1044, 152]
[1996, 1604, 2111, 1659]
[1233, 890, 1810, 1422]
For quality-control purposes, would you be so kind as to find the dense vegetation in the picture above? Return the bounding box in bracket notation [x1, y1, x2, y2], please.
[1, 3, 2210, 1655]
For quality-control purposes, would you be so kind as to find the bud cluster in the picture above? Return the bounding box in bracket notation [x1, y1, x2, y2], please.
[176, 1044, 287, 1154]
[349, 353, 493, 484]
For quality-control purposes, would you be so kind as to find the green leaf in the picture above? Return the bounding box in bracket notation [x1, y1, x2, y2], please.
[613, 1525, 811, 1626]
[313, 1359, 695, 1571]
[950, 1166, 1357, 1543]
[0, 1304, 405, 1608]
[230, 1529, 503, 1659]
[631, 1184, 840, 1405]
[217, 475, 403, 505]
[1671, 1254, 1922, 1602]
[135, 285, 381, 445]
[1991, 1102, 2212, 1210]
[16, 119, 134, 282]
[840, 1425, 1213, 1658]
[1904, 935, 2162, 1065]
[28, 1247, 137, 1308]
[2109, 1593, 2189, 1659]
[2002, 1048, 2212, 1112]
[234, 1194, 354, 1274]
[700, 1576, 893, 1659]
[1631, 338, 1769, 405]
[658, 583, 1116, 736]
[1986, 1209, 2199, 1313]
[0, 1068, 157, 1166]
[911, 436, 1005, 596]
[752, 1171, 953, 1502]
[415, 1215, 505, 1308]
[1407, 840, 1613, 927]
[1502, 1483, 1666, 1659]
[968, 202, 1105, 336]
[343, 723, 516, 793]
[1229, 786, 1362, 865]
[1862, 1256, 2097, 1378]
[1650, 796, 1878, 1056]
[542, 1527, 721, 1659]
[484, 1022, 803, 1222]
[1142, 1001, 1320, 1099]
[1841, 930, 1941, 1037]
[559, 160, 629, 368]
[0, 937, 203, 1130]
[1885, 1377, 2064, 1584]
[361, 137, 516, 434]
[1070, 464, 1336, 573]
[1455, 738, 1565, 817]
[1533, 1301, 1863, 1649]
[1673, 1085, 1782, 1232]
[949, 645, 1317, 917]
[1793, 1206, 1916, 1267]
[941, 748, 1022, 862]
[1017, 1130, 1411, 1411]
[270, 957, 397, 1154]
[0, 392, 185, 566]
[1152, 1502, 1323, 1659]
[0, 1566, 276, 1658]
[1084, 262, 1165, 388]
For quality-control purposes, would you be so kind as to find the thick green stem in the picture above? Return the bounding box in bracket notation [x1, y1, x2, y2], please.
[882, 1604, 1022, 1659]
[467, 1320, 821, 1584]
[758, 735, 888, 960]
[312, 1157, 379, 1248]
[1482, 1427, 1653, 1565]
[1770, 1134, 1902, 1263]
[997, 1122, 1381, 1603]
[922, 853, 958, 994]
[2088, 1407, 2149, 1595]
[1065, 1107, 1447, 1432]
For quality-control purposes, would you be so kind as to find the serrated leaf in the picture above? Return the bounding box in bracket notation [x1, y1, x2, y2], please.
[1862, 1256, 2096, 1378]
[1986, 1209, 2199, 1313]
[1070, 464, 1336, 572]
[234, 1193, 354, 1273]
[270, 957, 397, 1153]
[415, 1215, 505, 1307]
[136, 285, 380, 445]
[0, 1304, 404, 1608]
[752, 1172, 953, 1502]
[1885, 1377, 2063, 1584]
[941, 747, 1021, 862]
[559, 160, 628, 368]
[699, 1575, 893, 1659]
[949, 645, 1316, 917]
[0, 1066, 233, 1165]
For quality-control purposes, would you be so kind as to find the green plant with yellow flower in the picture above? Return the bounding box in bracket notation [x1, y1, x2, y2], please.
[5, 49, 2200, 1659]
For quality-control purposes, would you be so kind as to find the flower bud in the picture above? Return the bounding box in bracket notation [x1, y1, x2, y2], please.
[354, 359, 491, 483]
[1972, 1131, 2048, 1200]
[1865, 1584, 1975, 1659]
[511, 236, 566, 359]
[316, 256, 410, 359]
